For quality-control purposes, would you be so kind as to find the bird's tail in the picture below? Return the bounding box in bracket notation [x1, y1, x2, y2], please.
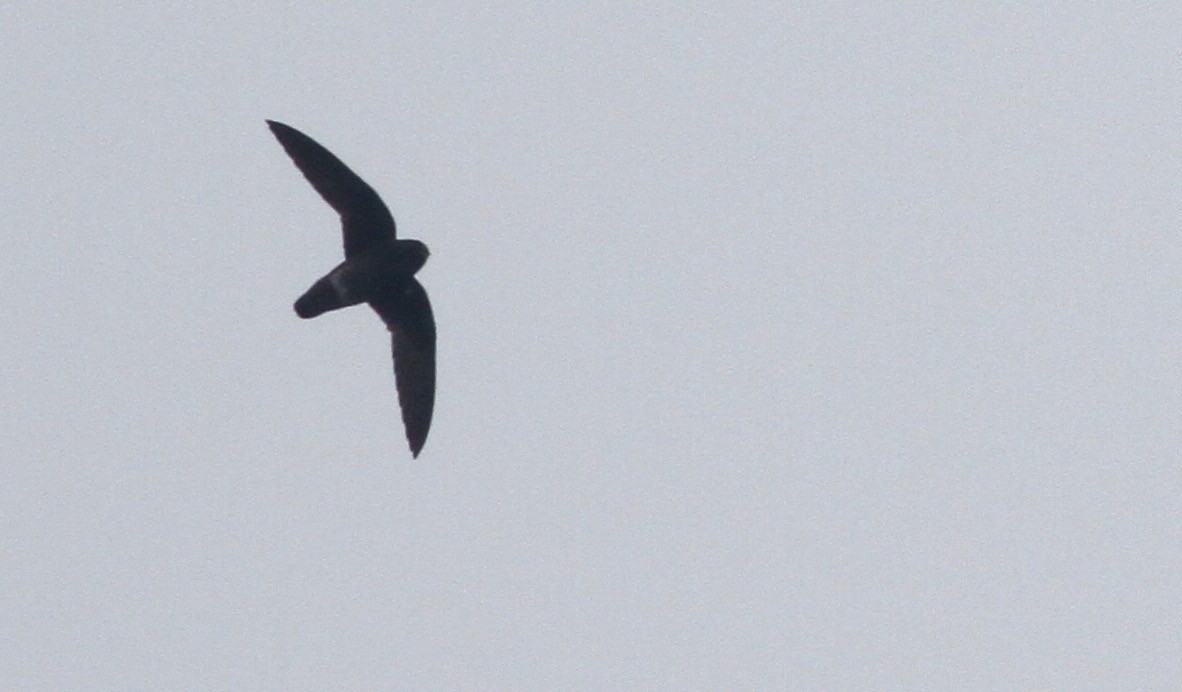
[294, 274, 357, 318]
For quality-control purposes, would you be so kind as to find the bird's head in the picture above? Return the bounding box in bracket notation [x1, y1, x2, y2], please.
[397, 238, 430, 275]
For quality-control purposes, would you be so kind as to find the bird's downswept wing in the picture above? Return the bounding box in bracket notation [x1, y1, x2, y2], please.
[367, 278, 436, 458]
[267, 120, 396, 257]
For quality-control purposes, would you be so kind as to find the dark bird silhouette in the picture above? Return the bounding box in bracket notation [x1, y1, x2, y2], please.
[267, 120, 435, 458]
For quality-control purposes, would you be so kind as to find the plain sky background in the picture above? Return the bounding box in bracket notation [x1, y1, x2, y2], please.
[3, 2, 1180, 688]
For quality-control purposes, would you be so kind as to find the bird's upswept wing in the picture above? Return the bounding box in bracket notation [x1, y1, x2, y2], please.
[367, 279, 436, 457]
[267, 120, 396, 257]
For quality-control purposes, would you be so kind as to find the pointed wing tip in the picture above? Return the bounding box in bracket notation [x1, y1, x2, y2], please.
[406, 417, 429, 458]
[266, 120, 294, 138]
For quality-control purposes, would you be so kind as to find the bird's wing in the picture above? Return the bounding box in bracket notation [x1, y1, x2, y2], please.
[368, 278, 436, 458]
[267, 120, 396, 257]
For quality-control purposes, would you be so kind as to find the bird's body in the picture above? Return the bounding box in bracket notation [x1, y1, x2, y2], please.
[294, 240, 430, 318]
[267, 120, 436, 458]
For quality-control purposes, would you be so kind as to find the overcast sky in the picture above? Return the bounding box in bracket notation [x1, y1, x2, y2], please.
[3, 2, 1181, 688]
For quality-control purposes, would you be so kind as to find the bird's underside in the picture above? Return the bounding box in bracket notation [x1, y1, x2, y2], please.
[268, 120, 436, 458]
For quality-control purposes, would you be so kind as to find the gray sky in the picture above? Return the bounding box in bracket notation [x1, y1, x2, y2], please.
[3, 2, 1180, 688]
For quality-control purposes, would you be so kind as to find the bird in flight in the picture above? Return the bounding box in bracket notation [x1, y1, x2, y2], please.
[267, 120, 435, 458]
